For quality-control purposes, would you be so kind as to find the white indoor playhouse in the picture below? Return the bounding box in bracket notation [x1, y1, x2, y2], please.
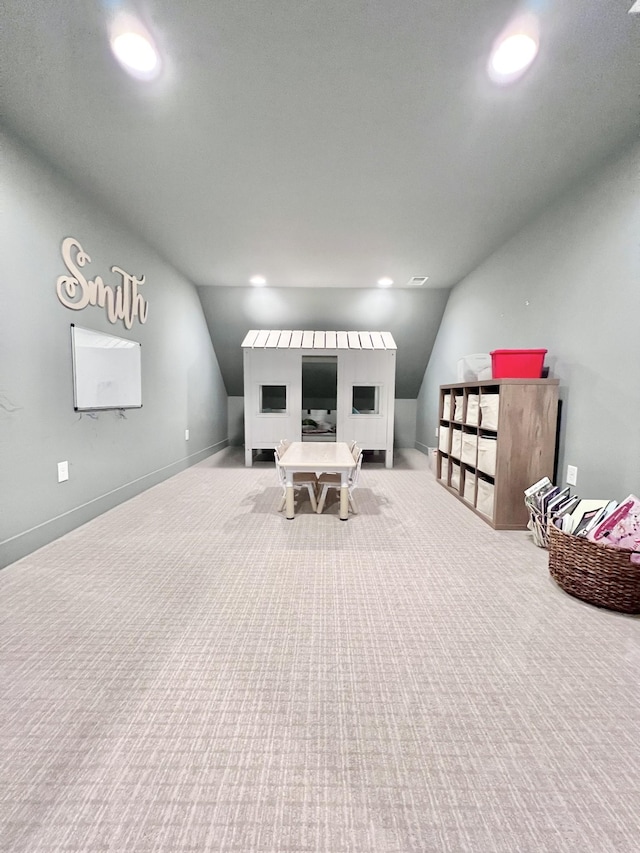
[242, 330, 397, 467]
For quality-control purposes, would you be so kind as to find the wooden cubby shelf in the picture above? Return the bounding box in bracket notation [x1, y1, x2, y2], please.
[437, 379, 559, 530]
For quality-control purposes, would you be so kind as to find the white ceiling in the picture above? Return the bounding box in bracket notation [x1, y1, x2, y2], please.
[2, 1, 639, 292]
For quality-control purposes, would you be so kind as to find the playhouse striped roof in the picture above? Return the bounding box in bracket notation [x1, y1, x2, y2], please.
[241, 330, 396, 350]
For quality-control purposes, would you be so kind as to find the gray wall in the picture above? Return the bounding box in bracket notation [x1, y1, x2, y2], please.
[416, 141, 640, 498]
[0, 131, 228, 568]
[197, 286, 449, 398]
[393, 400, 417, 449]
[228, 397, 245, 447]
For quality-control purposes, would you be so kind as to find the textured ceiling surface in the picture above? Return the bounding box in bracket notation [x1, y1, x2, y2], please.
[2, 2, 638, 397]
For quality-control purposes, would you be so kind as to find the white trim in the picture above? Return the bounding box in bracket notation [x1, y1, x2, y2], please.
[254, 329, 270, 347]
[259, 382, 289, 414]
[242, 330, 397, 351]
[0, 440, 228, 547]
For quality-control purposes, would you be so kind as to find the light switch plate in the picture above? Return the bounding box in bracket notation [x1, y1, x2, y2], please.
[57, 461, 69, 482]
[185, 429, 190, 441]
[566, 464, 578, 486]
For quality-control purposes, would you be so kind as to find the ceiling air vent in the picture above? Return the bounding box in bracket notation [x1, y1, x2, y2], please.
[407, 276, 429, 286]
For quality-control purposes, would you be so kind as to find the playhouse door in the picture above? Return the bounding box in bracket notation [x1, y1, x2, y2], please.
[302, 356, 338, 440]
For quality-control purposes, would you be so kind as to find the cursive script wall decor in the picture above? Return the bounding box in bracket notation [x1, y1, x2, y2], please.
[56, 237, 149, 329]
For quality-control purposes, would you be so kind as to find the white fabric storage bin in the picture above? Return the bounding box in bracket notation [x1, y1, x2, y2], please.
[450, 427, 463, 459]
[457, 353, 492, 382]
[461, 433, 478, 466]
[438, 425, 450, 453]
[442, 394, 452, 420]
[453, 395, 464, 421]
[476, 478, 495, 518]
[463, 471, 476, 504]
[466, 394, 480, 426]
[477, 435, 497, 476]
[480, 393, 500, 430]
[450, 462, 461, 491]
[439, 455, 449, 483]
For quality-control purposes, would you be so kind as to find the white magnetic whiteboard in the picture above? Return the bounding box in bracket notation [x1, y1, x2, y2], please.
[71, 324, 142, 410]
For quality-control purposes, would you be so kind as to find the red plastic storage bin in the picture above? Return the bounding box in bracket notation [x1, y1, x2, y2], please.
[490, 349, 547, 379]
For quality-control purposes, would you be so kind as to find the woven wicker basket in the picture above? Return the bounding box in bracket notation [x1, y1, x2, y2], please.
[548, 523, 640, 614]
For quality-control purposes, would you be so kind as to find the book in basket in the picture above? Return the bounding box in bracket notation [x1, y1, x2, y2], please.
[588, 494, 640, 564]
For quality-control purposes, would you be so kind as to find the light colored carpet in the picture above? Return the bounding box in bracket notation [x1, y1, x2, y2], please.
[1, 447, 638, 852]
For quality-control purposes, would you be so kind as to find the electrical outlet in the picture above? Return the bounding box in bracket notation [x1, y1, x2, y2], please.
[566, 464, 578, 486]
[185, 429, 190, 440]
[57, 461, 69, 482]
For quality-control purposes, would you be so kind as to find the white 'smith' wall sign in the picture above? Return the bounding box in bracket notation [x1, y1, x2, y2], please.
[56, 237, 149, 329]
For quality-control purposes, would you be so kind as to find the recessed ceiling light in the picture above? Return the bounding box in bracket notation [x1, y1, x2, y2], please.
[377, 277, 394, 287]
[250, 275, 267, 286]
[488, 15, 539, 85]
[109, 15, 161, 81]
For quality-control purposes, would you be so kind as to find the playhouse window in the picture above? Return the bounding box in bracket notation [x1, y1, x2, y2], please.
[260, 385, 287, 413]
[352, 385, 380, 414]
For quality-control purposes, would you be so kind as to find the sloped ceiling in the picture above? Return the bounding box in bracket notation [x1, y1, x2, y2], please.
[1, 1, 638, 395]
[198, 287, 448, 396]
